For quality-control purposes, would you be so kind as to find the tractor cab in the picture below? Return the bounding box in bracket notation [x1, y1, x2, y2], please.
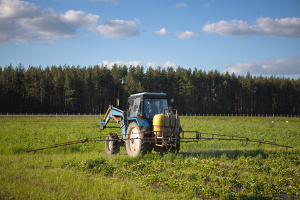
[127, 92, 170, 119]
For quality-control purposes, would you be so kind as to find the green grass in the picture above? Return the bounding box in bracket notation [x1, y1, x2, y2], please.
[0, 115, 299, 199]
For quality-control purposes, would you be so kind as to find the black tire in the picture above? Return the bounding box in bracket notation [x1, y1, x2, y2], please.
[125, 122, 151, 157]
[170, 127, 182, 154]
[141, 126, 154, 154]
[105, 133, 120, 155]
[170, 137, 180, 154]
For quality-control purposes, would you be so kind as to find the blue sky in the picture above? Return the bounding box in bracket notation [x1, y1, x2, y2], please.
[0, 0, 300, 78]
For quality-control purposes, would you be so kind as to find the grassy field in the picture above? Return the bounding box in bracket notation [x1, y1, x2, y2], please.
[0, 115, 299, 199]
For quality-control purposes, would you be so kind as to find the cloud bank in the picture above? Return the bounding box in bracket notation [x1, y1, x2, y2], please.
[224, 56, 300, 76]
[0, 0, 100, 43]
[99, 60, 178, 68]
[0, 0, 201, 43]
[100, 56, 300, 77]
[203, 17, 300, 37]
[0, 0, 139, 43]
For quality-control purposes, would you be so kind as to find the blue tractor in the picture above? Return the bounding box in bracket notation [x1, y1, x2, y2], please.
[100, 92, 182, 157]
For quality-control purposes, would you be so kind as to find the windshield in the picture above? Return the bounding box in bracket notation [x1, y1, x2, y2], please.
[143, 98, 169, 117]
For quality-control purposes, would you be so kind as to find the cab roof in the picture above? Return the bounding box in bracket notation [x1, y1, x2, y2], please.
[129, 92, 167, 97]
[129, 92, 168, 100]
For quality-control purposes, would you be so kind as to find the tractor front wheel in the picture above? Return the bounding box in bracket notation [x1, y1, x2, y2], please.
[105, 133, 120, 155]
[125, 122, 150, 157]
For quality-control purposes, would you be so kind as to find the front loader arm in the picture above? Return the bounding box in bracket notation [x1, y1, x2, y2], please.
[100, 105, 126, 131]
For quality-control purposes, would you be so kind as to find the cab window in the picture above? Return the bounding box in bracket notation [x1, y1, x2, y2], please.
[143, 98, 168, 117]
[128, 97, 141, 118]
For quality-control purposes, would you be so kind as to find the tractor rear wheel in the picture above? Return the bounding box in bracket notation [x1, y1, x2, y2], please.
[105, 133, 120, 155]
[125, 122, 151, 157]
[170, 137, 180, 154]
[170, 127, 182, 154]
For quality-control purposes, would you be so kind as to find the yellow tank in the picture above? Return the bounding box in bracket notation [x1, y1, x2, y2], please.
[153, 113, 179, 137]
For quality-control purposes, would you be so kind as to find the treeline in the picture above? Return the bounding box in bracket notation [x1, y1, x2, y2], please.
[1, 64, 299, 115]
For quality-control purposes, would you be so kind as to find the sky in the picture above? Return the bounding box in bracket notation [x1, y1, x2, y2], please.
[0, 0, 300, 78]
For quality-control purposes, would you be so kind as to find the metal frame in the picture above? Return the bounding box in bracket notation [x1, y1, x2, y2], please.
[27, 130, 292, 154]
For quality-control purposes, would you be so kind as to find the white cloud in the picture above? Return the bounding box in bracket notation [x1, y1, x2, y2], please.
[60, 10, 99, 29]
[223, 56, 300, 76]
[96, 20, 139, 38]
[203, 17, 300, 38]
[99, 60, 179, 68]
[0, 19, 21, 43]
[176, 31, 200, 39]
[146, 61, 178, 68]
[17, 10, 76, 39]
[0, 0, 41, 19]
[161, 61, 177, 68]
[0, 0, 139, 43]
[203, 20, 258, 37]
[100, 60, 143, 68]
[153, 28, 172, 35]
[173, 3, 188, 8]
[0, 0, 100, 43]
[256, 17, 300, 37]
[145, 62, 157, 67]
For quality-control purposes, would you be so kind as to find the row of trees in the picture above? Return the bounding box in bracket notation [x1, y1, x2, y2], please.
[1, 64, 299, 115]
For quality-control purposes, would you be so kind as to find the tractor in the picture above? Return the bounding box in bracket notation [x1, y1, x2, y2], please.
[100, 92, 181, 157]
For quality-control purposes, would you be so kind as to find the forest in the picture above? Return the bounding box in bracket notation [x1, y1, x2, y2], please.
[0, 64, 299, 115]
